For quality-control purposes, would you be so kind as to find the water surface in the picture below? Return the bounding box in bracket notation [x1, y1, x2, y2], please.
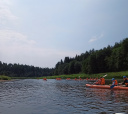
[0, 79, 128, 114]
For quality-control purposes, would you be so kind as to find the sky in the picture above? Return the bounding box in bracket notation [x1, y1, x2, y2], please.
[0, 0, 128, 68]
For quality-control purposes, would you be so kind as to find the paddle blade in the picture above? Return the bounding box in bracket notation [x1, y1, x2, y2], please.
[103, 74, 107, 78]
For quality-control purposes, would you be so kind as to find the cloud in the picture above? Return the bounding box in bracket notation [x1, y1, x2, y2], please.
[0, 0, 79, 68]
[0, 43, 77, 68]
[0, 29, 36, 47]
[89, 36, 97, 42]
[89, 33, 104, 43]
[0, 0, 18, 27]
[0, 29, 77, 68]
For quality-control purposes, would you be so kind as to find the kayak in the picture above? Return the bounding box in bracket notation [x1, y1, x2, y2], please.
[86, 84, 128, 90]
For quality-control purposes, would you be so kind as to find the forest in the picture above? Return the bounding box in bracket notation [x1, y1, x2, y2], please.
[0, 62, 54, 77]
[0, 38, 128, 77]
[54, 38, 128, 75]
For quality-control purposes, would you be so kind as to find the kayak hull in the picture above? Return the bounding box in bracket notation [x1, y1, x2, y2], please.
[86, 84, 128, 90]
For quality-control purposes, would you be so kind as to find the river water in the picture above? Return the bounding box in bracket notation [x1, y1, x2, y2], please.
[0, 79, 128, 114]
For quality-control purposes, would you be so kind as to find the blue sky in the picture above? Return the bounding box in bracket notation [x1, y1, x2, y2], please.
[0, 0, 128, 68]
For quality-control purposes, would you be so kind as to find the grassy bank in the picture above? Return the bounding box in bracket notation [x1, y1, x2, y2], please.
[11, 77, 37, 79]
[3, 71, 127, 80]
[0, 75, 11, 80]
[40, 71, 128, 79]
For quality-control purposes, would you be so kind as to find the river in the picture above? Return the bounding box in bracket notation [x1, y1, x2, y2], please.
[0, 79, 128, 114]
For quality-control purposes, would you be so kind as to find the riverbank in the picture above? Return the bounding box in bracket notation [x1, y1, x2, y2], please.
[40, 71, 128, 79]
[0, 75, 11, 81]
[1, 71, 128, 80]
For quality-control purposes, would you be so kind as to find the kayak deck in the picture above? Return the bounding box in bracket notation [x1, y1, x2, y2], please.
[86, 84, 128, 90]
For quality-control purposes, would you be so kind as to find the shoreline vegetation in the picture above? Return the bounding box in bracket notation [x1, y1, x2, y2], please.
[0, 75, 11, 82]
[40, 71, 128, 80]
[1, 71, 127, 84]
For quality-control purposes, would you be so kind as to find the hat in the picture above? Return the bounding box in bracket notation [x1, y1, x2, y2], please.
[112, 78, 115, 81]
[123, 76, 127, 78]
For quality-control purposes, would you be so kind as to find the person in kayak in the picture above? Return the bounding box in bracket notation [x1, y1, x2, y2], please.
[122, 76, 128, 87]
[94, 77, 105, 85]
[110, 78, 118, 89]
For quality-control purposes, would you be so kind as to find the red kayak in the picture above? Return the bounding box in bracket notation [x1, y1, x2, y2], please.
[86, 84, 128, 90]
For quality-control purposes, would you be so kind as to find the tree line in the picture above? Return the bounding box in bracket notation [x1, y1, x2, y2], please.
[54, 38, 128, 75]
[0, 38, 128, 77]
[0, 62, 54, 77]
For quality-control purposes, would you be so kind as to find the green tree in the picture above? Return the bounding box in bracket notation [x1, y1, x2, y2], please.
[68, 61, 75, 74]
[62, 63, 69, 74]
[74, 61, 81, 73]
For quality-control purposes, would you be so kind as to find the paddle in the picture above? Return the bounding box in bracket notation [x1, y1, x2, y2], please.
[102, 74, 107, 78]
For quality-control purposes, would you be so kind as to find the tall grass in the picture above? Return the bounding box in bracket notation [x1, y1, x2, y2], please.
[40, 71, 128, 79]
[0, 75, 11, 80]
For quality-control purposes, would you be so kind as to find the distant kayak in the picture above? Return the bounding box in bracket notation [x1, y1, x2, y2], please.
[86, 84, 128, 90]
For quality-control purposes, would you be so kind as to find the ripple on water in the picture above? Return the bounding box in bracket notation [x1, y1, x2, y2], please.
[0, 79, 128, 114]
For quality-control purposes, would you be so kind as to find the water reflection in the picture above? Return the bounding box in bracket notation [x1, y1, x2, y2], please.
[55, 80, 128, 114]
[85, 86, 128, 114]
[85, 87, 128, 103]
[0, 79, 128, 114]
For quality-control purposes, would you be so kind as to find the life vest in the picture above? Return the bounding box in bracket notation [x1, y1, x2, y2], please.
[124, 78, 128, 86]
[113, 80, 118, 86]
[124, 78, 128, 82]
[100, 78, 105, 85]
[125, 83, 128, 86]
[43, 78, 47, 81]
[95, 79, 101, 85]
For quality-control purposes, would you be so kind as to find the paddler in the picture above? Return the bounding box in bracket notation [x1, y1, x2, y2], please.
[100, 77, 105, 85]
[110, 78, 118, 89]
[122, 76, 128, 87]
[94, 77, 105, 85]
